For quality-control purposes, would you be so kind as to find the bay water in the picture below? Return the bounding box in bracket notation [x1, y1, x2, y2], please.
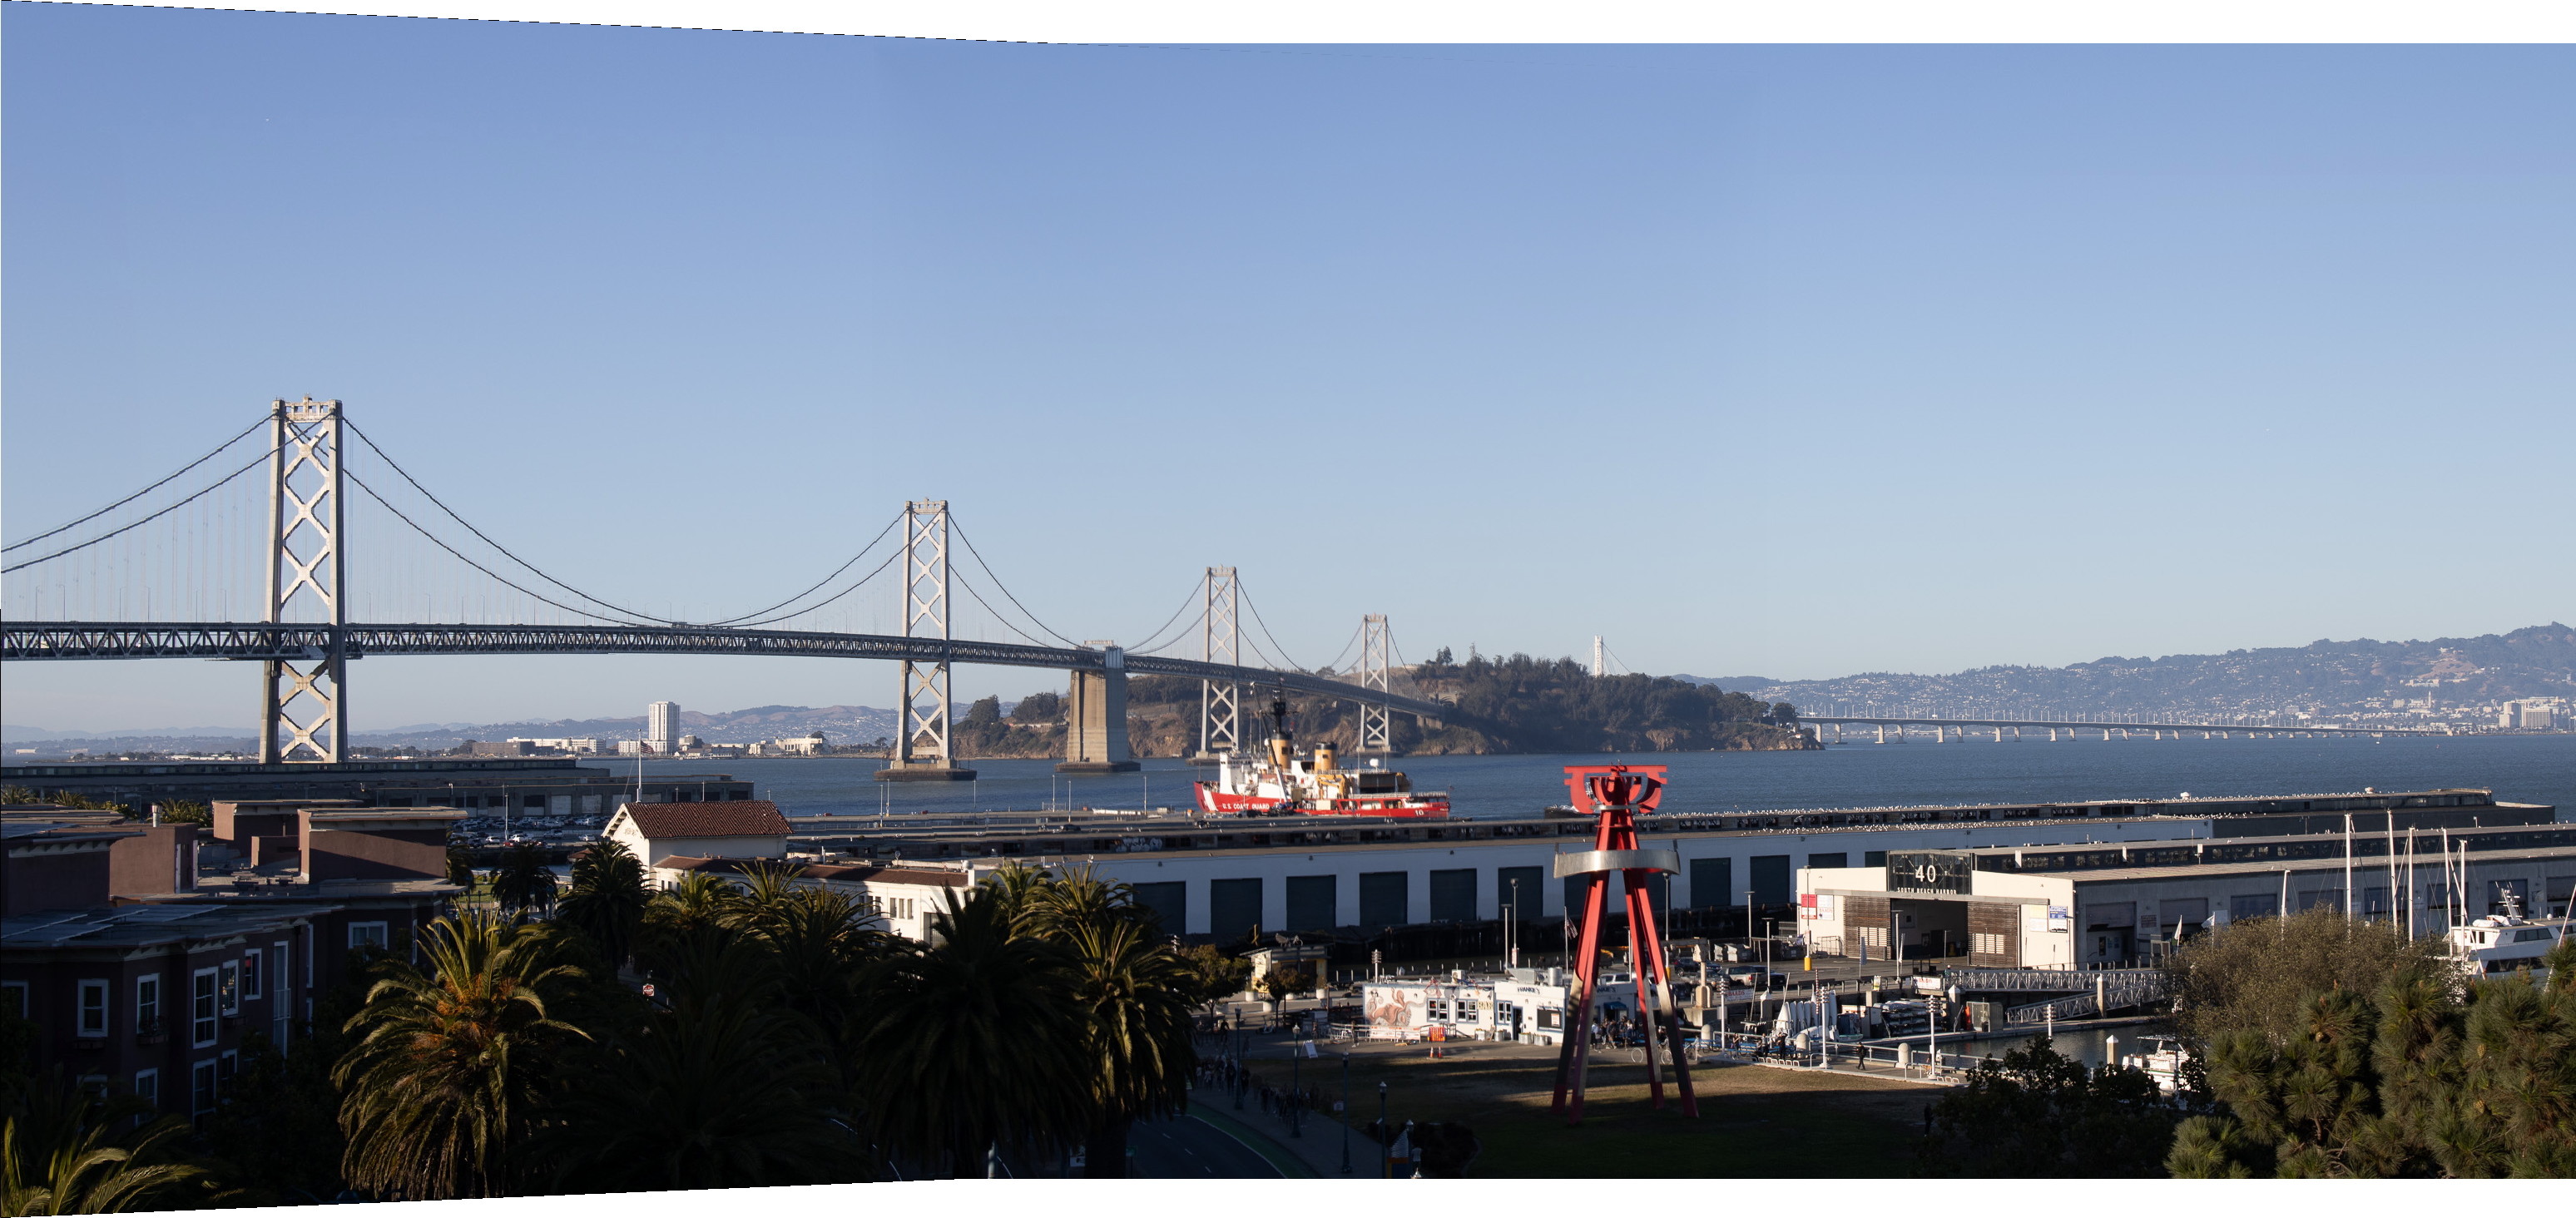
[638, 732, 2570, 822]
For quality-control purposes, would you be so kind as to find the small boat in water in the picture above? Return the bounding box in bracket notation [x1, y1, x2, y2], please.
[2446, 893, 2568, 980]
[2118, 1034, 2191, 1096]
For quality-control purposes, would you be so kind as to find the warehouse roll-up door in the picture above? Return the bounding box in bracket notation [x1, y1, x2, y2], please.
[1210, 878, 1262, 943]
[1751, 856, 1791, 907]
[1429, 869, 1476, 923]
[1498, 866, 1545, 918]
[1690, 858, 1731, 909]
[1130, 882, 1186, 935]
[1288, 874, 1339, 931]
[1358, 872, 1407, 928]
[2085, 902, 2135, 931]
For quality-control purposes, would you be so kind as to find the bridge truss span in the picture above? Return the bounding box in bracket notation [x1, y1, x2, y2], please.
[0, 621, 1450, 720]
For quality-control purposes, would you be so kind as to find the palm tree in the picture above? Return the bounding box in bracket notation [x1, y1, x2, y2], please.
[1058, 916, 1200, 1176]
[334, 911, 588, 1199]
[556, 839, 649, 970]
[851, 887, 1085, 1176]
[529, 926, 863, 1190]
[751, 887, 894, 1089]
[490, 844, 557, 918]
[0, 1068, 228, 1213]
[637, 873, 740, 974]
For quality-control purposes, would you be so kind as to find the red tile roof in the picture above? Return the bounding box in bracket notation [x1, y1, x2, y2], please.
[657, 855, 969, 887]
[617, 800, 791, 839]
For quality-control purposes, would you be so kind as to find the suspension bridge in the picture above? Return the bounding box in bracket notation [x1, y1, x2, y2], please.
[2, 399, 1448, 774]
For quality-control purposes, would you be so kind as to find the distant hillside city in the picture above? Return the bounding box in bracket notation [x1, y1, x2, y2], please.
[7, 622, 2568, 760]
[1677, 621, 2573, 734]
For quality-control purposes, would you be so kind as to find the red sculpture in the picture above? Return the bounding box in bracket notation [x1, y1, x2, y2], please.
[1549, 764, 1699, 1123]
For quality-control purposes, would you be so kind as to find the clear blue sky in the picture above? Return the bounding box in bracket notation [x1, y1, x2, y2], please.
[4, 7, 2570, 730]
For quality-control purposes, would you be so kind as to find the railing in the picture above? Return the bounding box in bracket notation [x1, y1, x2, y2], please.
[1946, 966, 2164, 993]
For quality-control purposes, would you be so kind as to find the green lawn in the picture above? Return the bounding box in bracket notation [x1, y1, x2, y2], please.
[1292, 1046, 1928, 1178]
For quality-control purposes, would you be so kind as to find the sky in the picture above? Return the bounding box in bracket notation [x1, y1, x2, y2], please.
[3, 7, 2571, 730]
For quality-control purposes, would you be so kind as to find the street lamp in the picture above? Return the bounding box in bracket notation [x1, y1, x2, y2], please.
[1290, 1035, 1303, 1138]
[1377, 1081, 1389, 1179]
[1339, 1050, 1352, 1174]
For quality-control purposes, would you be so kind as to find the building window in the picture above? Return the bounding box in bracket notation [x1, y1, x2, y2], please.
[77, 981, 109, 1037]
[240, 951, 263, 1002]
[191, 1061, 217, 1116]
[136, 975, 161, 1036]
[349, 922, 389, 951]
[191, 969, 218, 1047]
[1536, 1008, 1563, 1030]
[217, 1051, 237, 1098]
[133, 1069, 159, 1112]
[1970, 932, 2007, 958]
[217, 962, 240, 1016]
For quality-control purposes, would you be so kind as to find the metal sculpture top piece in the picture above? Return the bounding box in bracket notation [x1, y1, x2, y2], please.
[1548, 764, 1699, 1124]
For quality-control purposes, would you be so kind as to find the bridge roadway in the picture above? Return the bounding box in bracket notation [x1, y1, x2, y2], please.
[1800, 715, 2442, 738]
[0, 620, 1447, 720]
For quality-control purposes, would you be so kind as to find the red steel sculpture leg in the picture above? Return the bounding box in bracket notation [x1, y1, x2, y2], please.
[1630, 860, 1700, 1116]
[1548, 765, 1693, 1126]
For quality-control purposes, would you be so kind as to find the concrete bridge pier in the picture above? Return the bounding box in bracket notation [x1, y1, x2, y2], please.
[1059, 651, 1141, 775]
[1993, 726, 2003, 742]
[1877, 724, 1888, 744]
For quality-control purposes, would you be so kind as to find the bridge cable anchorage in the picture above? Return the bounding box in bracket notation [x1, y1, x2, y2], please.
[701, 508, 904, 626]
[1, 447, 273, 575]
[1232, 578, 1307, 671]
[2, 417, 268, 554]
[946, 517, 1082, 648]
[344, 420, 683, 626]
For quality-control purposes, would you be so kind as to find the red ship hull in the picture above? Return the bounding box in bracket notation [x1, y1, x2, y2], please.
[1194, 784, 1449, 819]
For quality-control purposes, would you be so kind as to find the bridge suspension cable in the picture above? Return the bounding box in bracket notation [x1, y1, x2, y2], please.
[1, 445, 270, 575]
[2, 417, 268, 556]
[1122, 577, 1213, 656]
[947, 517, 1082, 649]
[1234, 577, 1306, 672]
[344, 420, 681, 626]
[701, 509, 905, 627]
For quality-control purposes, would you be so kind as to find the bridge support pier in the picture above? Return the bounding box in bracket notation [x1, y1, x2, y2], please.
[1059, 652, 1140, 775]
[1191, 567, 1239, 766]
[1992, 726, 2003, 743]
[1876, 724, 1887, 744]
[257, 398, 349, 765]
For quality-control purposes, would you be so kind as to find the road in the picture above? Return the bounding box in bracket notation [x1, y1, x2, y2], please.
[1126, 1114, 1284, 1178]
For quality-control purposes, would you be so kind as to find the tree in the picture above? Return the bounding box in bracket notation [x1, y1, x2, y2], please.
[1177, 944, 1252, 1005]
[1430, 646, 1454, 666]
[2163, 908, 2448, 1046]
[1058, 918, 1199, 1176]
[490, 844, 557, 918]
[157, 800, 212, 828]
[2163, 932, 2576, 1177]
[1915, 1037, 2183, 1176]
[334, 912, 589, 1199]
[1011, 691, 1063, 724]
[0, 1068, 231, 1213]
[529, 926, 864, 1191]
[962, 696, 1002, 727]
[1258, 965, 1304, 1005]
[850, 887, 1085, 1175]
[556, 839, 650, 971]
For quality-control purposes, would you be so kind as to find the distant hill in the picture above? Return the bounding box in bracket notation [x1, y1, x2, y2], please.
[1682, 623, 2575, 726]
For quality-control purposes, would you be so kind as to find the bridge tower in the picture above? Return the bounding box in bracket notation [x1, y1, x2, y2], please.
[259, 398, 348, 764]
[1357, 613, 1391, 755]
[879, 499, 974, 782]
[1195, 566, 1239, 765]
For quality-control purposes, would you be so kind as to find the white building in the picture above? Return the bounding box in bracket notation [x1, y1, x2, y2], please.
[648, 854, 970, 941]
[603, 799, 790, 866]
[647, 701, 681, 753]
[1360, 971, 1576, 1045]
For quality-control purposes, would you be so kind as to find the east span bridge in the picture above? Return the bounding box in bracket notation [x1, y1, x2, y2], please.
[1798, 715, 2447, 742]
